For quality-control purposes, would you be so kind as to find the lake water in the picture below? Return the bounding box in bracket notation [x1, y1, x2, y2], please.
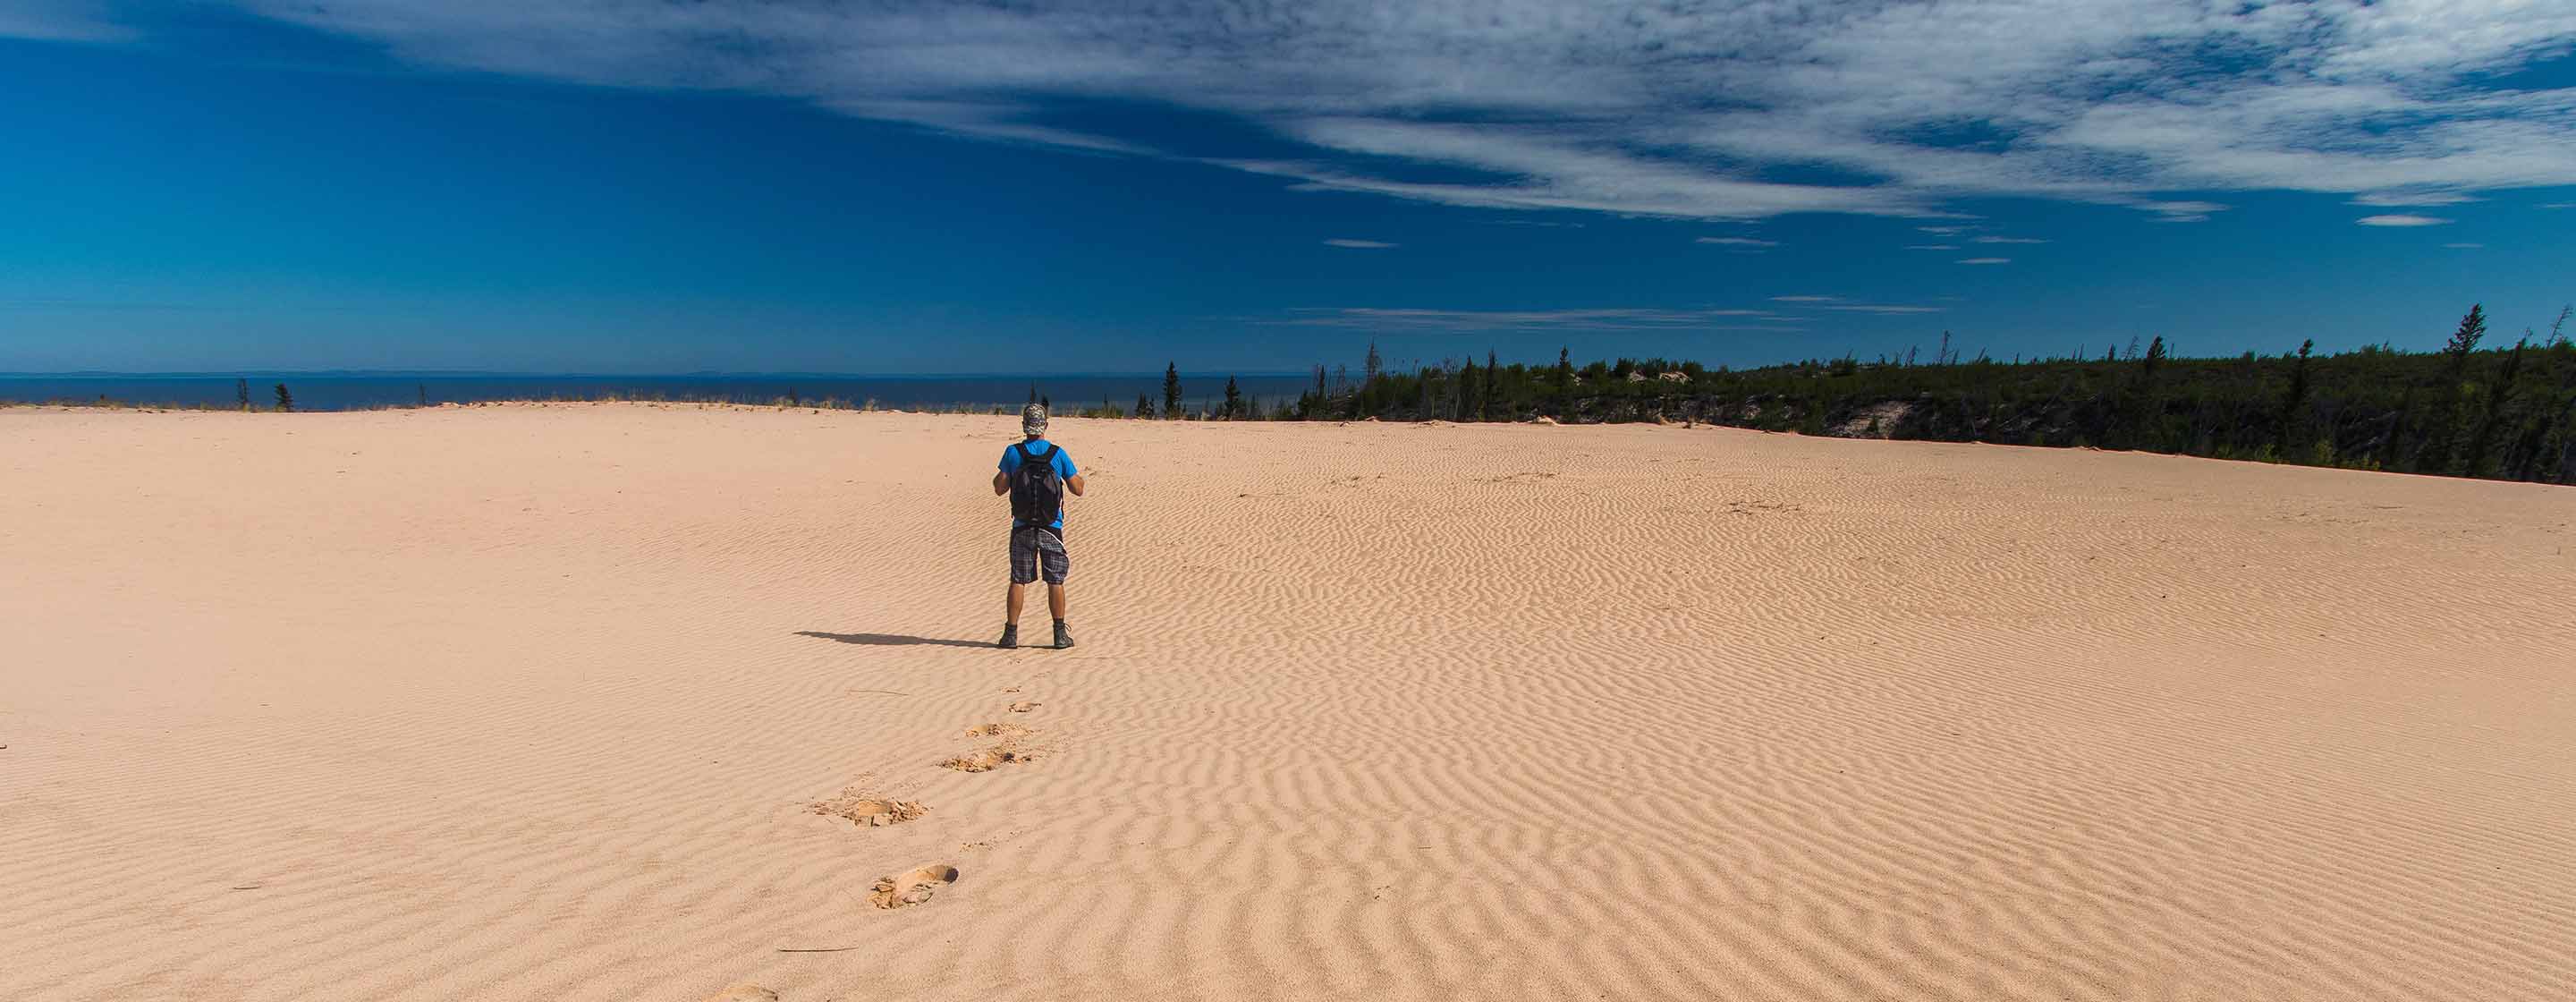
[0, 374, 1318, 413]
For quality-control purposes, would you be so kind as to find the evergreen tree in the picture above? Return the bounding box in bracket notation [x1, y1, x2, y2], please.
[1483, 350, 1498, 420]
[2444, 304, 2487, 378]
[235, 378, 250, 411]
[273, 383, 294, 412]
[2379, 382, 2417, 470]
[1028, 383, 1038, 404]
[1457, 356, 1479, 420]
[1553, 346, 1572, 416]
[417, 383, 428, 407]
[1364, 340, 1383, 386]
[2279, 339, 2313, 452]
[2459, 336, 2528, 476]
[1135, 393, 1154, 420]
[1163, 362, 1182, 418]
[1223, 376, 1242, 420]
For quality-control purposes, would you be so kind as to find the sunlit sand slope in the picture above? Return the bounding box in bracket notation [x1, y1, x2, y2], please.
[4, 403, 2571, 1001]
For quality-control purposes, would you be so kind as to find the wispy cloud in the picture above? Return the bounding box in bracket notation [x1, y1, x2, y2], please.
[80, 2, 2569, 223]
[1270, 307, 1775, 331]
[1956, 258, 2012, 265]
[1903, 244, 1960, 250]
[2356, 214, 2453, 226]
[1695, 236, 1779, 247]
[0, 1, 131, 42]
[1916, 225, 1971, 235]
[2443, 242, 2484, 249]
[2351, 191, 2483, 208]
[1971, 236, 2048, 244]
[2544, 203, 2576, 210]
[1322, 239, 1397, 249]
[1769, 295, 1840, 303]
[1821, 304, 1946, 315]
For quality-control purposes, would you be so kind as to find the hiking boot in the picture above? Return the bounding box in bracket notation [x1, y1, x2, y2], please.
[1052, 622, 1075, 650]
[996, 624, 1018, 650]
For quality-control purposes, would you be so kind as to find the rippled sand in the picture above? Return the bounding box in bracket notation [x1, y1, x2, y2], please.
[4, 403, 2572, 1001]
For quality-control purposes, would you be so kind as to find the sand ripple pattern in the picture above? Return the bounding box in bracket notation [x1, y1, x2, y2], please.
[3, 403, 2572, 1001]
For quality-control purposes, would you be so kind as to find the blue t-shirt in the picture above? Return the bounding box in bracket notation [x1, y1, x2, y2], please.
[999, 438, 1078, 531]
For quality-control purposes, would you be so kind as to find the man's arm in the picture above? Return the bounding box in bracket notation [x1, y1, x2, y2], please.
[1066, 473, 1087, 496]
[992, 470, 1010, 496]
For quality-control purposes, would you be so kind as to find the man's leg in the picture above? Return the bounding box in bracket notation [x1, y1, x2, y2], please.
[1001, 529, 1033, 649]
[1043, 534, 1074, 649]
[1046, 583, 1067, 621]
[1007, 582, 1028, 624]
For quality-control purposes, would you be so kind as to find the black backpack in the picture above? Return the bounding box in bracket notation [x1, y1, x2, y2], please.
[1009, 442, 1064, 529]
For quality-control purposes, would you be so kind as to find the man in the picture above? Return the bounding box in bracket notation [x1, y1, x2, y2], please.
[993, 403, 1086, 649]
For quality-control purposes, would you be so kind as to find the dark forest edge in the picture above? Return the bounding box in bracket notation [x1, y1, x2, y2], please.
[1231, 302, 2576, 486]
[11, 303, 2571, 485]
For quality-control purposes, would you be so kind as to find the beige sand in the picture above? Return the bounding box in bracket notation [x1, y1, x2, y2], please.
[4, 403, 2572, 1001]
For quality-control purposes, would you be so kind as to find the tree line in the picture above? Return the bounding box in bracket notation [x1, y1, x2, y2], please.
[1123, 303, 2576, 485]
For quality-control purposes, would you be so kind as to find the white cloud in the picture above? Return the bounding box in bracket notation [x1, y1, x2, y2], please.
[1956, 258, 2012, 265]
[2443, 242, 2484, 249]
[1971, 236, 2048, 244]
[141, 2, 2576, 221]
[1323, 239, 1397, 249]
[1903, 244, 1961, 250]
[1271, 307, 1775, 331]
[1769, 295, 1840, 302]
[1696, 237, 1779, 247]
[2356, 214, 2454, 226]
[1821, 304, 1946, 314]
[0, 0, 130, 40]
[2351, 191, 2484, 207]
[2544, 203, 2576, 209]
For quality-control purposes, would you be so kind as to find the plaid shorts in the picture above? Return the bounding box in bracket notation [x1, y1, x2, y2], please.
[1009, 525, 1070, 585]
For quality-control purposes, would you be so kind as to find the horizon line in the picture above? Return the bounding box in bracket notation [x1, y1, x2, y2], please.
[0, 369, 1325, 379]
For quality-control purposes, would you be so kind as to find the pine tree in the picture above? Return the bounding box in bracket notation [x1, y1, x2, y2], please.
[1223, 376, 1242, 420]
[1028, 383, 1038, 404]
[1163, 362, 1182, 419]
[1457, 356, 1479, 420]
[1135, 393, 1153, 420]
[235, 378, 250, 412]
[1364, 340, 1383, 386]
[2444, 304, 2487, 380]
[417, 383, 428, 407]
[2279, 339, 2313, 452]
[273, 383, 294, 412]
[1483, 350, 1498, 420]
[2459, 336, 2528, 477]
[1553, 346, 1572, 415]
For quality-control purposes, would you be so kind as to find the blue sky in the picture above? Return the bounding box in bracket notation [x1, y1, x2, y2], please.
[3, 1, 2572, 374]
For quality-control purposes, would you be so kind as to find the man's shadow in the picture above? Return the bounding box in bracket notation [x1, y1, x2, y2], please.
[796, 631, 994, 650]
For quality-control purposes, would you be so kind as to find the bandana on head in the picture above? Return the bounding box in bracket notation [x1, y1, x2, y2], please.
[1021, 403, 1048, 437]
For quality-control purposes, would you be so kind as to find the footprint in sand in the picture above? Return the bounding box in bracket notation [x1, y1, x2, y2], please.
[963, 722, 1033, 739]
[701, 986, 777, 1002]
[940, 744, 1040, 772]
[870, 864, 960, 909]
[1007, 701, 1039, 713]
[809, 790, 928, 828]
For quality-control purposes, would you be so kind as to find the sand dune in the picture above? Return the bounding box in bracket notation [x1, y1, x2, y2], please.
[4, 403, 2572, 1001]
